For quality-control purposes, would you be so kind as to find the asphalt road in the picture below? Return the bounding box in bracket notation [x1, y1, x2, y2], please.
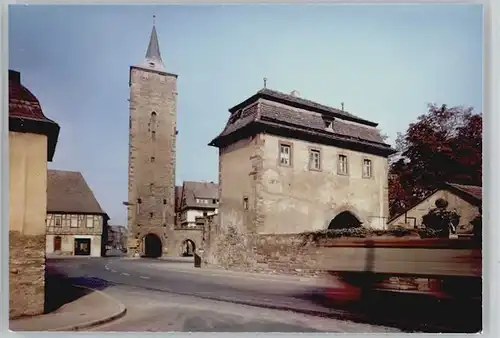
[47, 257, 400, 333]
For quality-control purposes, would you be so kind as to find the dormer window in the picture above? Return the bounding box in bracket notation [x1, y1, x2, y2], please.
[323, 118, 334, 130]
[229, 109, 243, 124]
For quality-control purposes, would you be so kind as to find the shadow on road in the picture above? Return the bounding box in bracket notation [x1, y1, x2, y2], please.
[44, 264, 116, 314]
[44, 268, 90, 313]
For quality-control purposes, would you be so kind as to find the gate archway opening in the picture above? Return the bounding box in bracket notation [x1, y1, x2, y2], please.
[328, 211, 362, 230]
[181, 239, 196, 257]
[143, 233, 162, 258]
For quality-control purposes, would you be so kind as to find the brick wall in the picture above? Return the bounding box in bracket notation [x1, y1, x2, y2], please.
[9, 231, 45, 319]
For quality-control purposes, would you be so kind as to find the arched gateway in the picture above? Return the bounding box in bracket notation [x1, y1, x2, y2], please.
[328, 211, 362, 230]
[181, 239, 196, 257]
[142, 233, 162, 258]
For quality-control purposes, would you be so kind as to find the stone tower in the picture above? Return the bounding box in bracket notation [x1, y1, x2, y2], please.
[127, 23, 178, 258]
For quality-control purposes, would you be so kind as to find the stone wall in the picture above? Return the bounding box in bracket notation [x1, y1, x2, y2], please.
[252, 234, 322, 276]
[171, 227, 203, 256]
[200, 217, 323, 276]
[9, 231, 45, 319]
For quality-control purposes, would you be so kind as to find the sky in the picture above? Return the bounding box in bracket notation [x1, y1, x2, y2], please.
[8, 4, 483, 226]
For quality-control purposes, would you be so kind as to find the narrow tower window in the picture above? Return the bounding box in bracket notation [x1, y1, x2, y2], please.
[150, 112, 157, 140]
[136, 198, 142, 216]
[151, 156, 155, 163]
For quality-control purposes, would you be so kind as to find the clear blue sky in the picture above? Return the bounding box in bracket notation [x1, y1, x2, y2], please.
[9, 4, 483, 226]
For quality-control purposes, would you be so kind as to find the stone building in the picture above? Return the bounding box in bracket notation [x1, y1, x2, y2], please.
[204, 88, 395, 270]
[209, 88, 395, 233]
[175, 181, 218, 256]
[45, 170, 110, 257]
[9, 69, 60, 319]
[388, 182, 482, 234]
[126, 23, 178, 258]
[107, 225, 128, 251]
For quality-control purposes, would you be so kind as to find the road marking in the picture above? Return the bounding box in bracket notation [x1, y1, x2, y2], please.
[111, 269, 117, 273]
[139, 276, 150, 279]
[121, 272, 130, 276]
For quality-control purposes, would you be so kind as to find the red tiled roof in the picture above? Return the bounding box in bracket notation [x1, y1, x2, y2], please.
[9, 70, 55, 122]
[446, 183, 482, 201]
[8, 69, 60, 162]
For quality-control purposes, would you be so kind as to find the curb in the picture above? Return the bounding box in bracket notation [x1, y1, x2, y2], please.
[48, 285, 127, 331]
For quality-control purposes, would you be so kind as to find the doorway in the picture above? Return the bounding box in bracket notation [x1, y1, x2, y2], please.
[74, 238, 91, 256]
[143, 233, 162, 258]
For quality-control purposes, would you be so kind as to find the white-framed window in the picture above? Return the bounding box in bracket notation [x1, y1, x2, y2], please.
[93, 216, 101, 228]
[279, 143, 291, 166]
[309, 149, 321, 170]
[338, 154, 348, 175]
[86, 216, 94, 228]
[363, 159, 372, 178]
[55, 215, 62, 227]
[78, 215, 86, 227]
[70, 215, 78, 228]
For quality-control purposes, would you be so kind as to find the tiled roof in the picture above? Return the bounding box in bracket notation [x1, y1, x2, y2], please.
[9, 70, 56, 123]
[210, 88, 394, 155]
[47, 169, 108, 217]
[179, 181, 219, 210]
[259, 103, 385, 143]
[446, 183, 482, 202]
[9, 69, 60, 161]
[229, 88, 377, 125]
[256, 88, 375, 125]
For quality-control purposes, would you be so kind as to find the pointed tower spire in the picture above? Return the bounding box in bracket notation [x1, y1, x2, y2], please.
[142, 15, 165, 71]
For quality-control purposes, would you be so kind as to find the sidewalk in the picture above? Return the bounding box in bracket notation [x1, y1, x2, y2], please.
[10, 286, 126, 332]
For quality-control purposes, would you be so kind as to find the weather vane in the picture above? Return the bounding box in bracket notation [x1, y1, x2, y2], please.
[263, 77, 268, 89]
[341, 102, 345, 111]
[153, 15, 156, 25]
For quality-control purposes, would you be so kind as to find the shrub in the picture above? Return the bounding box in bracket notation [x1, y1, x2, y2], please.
[435, 198, 449, 209]
[421, 208, 460, 238]
[300, 225, 417, 243]
[417, 227, 445, 238]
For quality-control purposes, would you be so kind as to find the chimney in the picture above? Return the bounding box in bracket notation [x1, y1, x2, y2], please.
[290, 90, 300, 97]
[9, 70, 20, 84]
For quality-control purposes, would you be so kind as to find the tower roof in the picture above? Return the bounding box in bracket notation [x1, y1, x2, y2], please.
[139, 21, 165, 72]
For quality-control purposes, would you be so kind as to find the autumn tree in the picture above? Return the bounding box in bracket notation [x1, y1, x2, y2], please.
[389, 104, 482, 217]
